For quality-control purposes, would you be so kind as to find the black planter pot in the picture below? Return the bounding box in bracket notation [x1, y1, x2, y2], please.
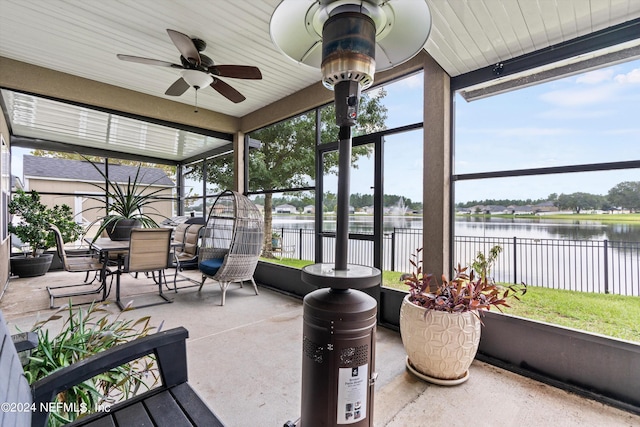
[10, 253, 54, 278]
[106, 219, 141, 241]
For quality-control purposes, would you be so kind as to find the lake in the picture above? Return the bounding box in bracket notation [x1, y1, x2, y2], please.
[272, 214, 640, 243]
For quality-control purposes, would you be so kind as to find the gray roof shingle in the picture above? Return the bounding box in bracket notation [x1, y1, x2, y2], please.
[22, 155, 174, 186]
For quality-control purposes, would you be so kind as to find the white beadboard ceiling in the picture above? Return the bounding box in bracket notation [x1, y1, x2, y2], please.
[1, 0, 639, 161]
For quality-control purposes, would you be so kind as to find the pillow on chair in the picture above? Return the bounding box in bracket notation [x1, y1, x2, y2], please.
[199, 258, 224, 276]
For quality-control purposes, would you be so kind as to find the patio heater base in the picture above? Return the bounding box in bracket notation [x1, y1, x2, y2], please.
[296, 264, 380, 427]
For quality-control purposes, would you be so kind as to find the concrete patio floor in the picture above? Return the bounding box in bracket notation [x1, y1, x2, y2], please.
[1, 268, 638, 427]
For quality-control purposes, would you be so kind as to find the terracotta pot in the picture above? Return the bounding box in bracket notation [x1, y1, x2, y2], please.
[399, 294, 481, 385]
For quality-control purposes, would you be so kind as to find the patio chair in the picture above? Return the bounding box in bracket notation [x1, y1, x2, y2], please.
[46, 225, 112, 309]
[171, 222, 204, 290]
[198, 190, 264, 305]
[123, 228, 173, 308]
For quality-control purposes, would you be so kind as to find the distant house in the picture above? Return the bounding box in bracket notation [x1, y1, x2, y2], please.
[361, 206, 375, 214]
[472, 205, 508, 214]
[22, 155, 174, 226]
[303, 205, 314, 214]
[508, 205, 534, 215]
[275, 204, 297, 214]
[533, 201, 559, 213]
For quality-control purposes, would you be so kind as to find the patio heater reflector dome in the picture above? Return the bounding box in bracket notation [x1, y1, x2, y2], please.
[270, 0, 432, 77]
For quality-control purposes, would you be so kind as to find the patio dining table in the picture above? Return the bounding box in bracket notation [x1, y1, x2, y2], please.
[86, 237, 179, 310]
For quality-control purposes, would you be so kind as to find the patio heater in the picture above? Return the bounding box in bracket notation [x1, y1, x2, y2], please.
[271, 1, 431, 426]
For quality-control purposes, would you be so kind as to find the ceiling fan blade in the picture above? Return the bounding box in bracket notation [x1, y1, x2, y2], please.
[210, 65, 262, 79]
[117, 54, 183, 69]
[165, 78, 191, 96]
[167, 29, 200, 66]
[210, 78, 246, 103]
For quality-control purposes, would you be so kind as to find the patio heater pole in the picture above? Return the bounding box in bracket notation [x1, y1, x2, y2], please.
[335, 121, 352, 271]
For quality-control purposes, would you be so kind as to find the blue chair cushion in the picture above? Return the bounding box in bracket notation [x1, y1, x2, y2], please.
[200, 258, 224, 276]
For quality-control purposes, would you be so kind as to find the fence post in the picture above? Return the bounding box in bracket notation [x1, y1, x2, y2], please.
[603, 239, 609, 294]
[391, 229, 396, 272]
[299, 228, 303, 260]
[513, 236, 517, 284]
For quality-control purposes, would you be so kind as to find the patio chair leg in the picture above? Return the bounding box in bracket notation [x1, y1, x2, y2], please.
[198, 276, 206, 292]
[219, 282, 230, 306]
[172, 266, 178, 293]
[251, 278, 259, 296]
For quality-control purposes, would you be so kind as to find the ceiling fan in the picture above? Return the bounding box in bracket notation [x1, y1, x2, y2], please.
[117, 29, 262, 105]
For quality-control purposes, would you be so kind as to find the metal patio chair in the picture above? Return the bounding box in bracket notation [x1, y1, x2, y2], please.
[46, 225, 112, 308]
[122, 227, 173, 309]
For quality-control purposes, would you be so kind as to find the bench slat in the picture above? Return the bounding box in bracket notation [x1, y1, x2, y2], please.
[145, 389, 193, 427]
[78, 416, 117, 427]
[113, 402, 153, 426]
[171, 383, 225, 427]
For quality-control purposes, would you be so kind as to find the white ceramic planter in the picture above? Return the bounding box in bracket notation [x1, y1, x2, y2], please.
[399, 294, 481, 385]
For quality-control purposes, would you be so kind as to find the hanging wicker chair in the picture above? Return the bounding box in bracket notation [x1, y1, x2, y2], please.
[198, 190, 264, 305]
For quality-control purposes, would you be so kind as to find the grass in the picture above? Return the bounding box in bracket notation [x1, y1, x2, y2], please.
[500, 286, 640, 343]
[261, 258, 640, 343]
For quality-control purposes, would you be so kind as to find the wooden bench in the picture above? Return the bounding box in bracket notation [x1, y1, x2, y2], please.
[0, 310, 224, 426]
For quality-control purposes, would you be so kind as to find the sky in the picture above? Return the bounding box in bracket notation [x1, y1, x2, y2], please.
[335, 57, 640, 205]
[12, 57, 640, 206]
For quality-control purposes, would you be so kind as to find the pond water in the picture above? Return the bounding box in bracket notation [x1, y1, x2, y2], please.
[273, 214, 640, 243]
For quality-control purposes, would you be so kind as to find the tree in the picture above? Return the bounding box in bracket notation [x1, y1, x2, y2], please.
[201, 91, 388, 255]
[556, 192, 606, 213]
[607, 181, 640, 212]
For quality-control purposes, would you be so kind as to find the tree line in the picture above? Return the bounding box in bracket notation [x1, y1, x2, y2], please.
[252, 192, 422, 213]
[456, 181, 640, 213]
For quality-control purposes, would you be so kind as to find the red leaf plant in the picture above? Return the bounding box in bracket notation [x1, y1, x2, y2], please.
[403, 248, 526, 322]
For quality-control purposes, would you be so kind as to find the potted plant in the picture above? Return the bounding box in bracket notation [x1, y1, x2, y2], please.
[8, 189, 83, 277]
[399, 247, 526, 385]
[82, 157, 168, 241]
[271, 231, 281, 248]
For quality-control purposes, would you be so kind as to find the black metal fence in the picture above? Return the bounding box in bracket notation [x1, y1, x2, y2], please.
[270, 227, 640, 296]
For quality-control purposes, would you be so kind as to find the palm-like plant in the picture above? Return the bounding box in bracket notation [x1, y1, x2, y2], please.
[82, 157, 168, 240]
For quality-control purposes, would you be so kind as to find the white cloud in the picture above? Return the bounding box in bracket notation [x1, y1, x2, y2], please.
[537, 108, 614, 120]
[602, 128, 640, 136]
[465, 127, 577, 137]
[399, 74, 423, 89]
[576, 69, 613, 84]
[539, 85, 617, 107]
[614, 68, 640, 84]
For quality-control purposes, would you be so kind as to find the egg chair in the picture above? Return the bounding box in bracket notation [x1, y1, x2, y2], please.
[198, 190, 264, 305]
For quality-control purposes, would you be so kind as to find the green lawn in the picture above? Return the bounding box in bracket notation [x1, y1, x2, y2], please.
[500, 286, 640, 343]
[261, 258, 640, 343]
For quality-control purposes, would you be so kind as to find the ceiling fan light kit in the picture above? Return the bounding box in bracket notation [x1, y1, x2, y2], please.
[180, 69, 213, 89]
[271, 1, 431, 427]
